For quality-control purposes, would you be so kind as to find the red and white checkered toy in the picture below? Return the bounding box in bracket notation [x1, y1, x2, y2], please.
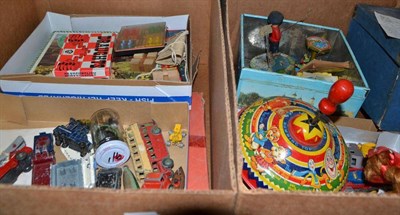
[53, 33, 116, 78]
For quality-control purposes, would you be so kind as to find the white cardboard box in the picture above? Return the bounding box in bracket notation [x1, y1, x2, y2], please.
[0, 12, 194, 105]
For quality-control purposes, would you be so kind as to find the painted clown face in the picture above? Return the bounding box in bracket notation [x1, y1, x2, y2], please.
[267, 126, 280, 142]
[324, 148, 337, 179]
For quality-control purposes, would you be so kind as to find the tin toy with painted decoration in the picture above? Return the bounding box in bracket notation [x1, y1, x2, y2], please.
[239, 79, 354, 191]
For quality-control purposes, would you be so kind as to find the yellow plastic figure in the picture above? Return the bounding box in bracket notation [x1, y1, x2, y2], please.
[167, 124, 186, 148]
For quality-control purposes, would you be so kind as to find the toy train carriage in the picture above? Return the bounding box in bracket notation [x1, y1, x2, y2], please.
[53, 118, 93, 157]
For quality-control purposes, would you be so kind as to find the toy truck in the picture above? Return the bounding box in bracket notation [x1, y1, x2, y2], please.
[141, 172, 173, 189]
[0, 136, 33, 184]
[126, 120, 185, 189]
[32, 132, 56, 185]
[138, 121, 174, 179]
[53, 118, 92, 157]
[142, 167, 185, 190]
[0, 136, 26, 166]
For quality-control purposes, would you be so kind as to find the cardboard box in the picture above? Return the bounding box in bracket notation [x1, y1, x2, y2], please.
[238, 14, 369, 117]
[0, 12, 194, 105]
[0, 93, 232, 213]
[0, 95, 190, 185]
[0, 0, 237, 214]
[347, 4, 400, 131]
[222, 1, 400, 214]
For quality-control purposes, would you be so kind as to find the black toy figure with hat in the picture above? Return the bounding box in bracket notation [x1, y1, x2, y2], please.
[267, 11, 284, 54]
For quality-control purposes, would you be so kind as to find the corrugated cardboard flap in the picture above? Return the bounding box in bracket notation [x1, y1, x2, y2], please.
[0, 93, 27, 126]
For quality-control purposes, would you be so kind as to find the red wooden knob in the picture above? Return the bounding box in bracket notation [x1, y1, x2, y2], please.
[319, 79, 354, 115]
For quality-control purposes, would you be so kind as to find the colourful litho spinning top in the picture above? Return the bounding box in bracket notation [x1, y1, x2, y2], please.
[239, 79, 354, 191]
[306, 36, 332, 60]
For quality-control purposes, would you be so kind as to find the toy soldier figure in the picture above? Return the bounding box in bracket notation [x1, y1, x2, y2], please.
[267, 11, 284, 54]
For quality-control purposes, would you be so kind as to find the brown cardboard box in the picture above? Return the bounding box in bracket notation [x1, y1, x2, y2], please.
[0, 0, 237, 214]
[222, 0, 400, 214]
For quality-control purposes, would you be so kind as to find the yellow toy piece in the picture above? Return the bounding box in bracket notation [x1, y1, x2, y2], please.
[167, 124, 186, 148]
[358, 142, 376, 157]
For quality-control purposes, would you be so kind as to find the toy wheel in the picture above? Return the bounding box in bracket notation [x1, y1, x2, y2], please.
[152, 126, 161, 134]
[80, 151, 87, 157]
[16, 152, 27, 161]
[166, 141, 171, 147]
[162, 158, 174, 169]
[173, 178, 181, 187]
[168, 184, 174, 189]
[23, 163, 32, 172]
[61, 142, 68, 148]
[178, 143, 184, 148]
[55, 141, 61, 146]
[182, 132, 187, 138]
[61, 134, 68, 148]
[54, 134, 61, 146]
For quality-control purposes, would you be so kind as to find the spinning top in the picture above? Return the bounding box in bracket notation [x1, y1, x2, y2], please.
[306, 36, 332, 60]
[249, 53, 296, 75]
[239, 79, 354, 191]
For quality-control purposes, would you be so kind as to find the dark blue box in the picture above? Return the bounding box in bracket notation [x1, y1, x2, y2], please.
[347, 4, 400, 131]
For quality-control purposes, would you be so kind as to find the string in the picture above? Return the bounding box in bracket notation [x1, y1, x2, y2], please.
[280, 9, 312, 33]
[135, 67, 162, 80]
[158, 31, 188, 65]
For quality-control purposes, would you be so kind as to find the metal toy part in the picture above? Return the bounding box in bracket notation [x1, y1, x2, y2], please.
[0, 137, 33, 184]
[53, 118, 93, 157]
[167, 123, 187, 148]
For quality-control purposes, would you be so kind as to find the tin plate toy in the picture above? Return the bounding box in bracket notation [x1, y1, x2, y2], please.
[32, 132, 55, 185]
[239, 80, 353, 191]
